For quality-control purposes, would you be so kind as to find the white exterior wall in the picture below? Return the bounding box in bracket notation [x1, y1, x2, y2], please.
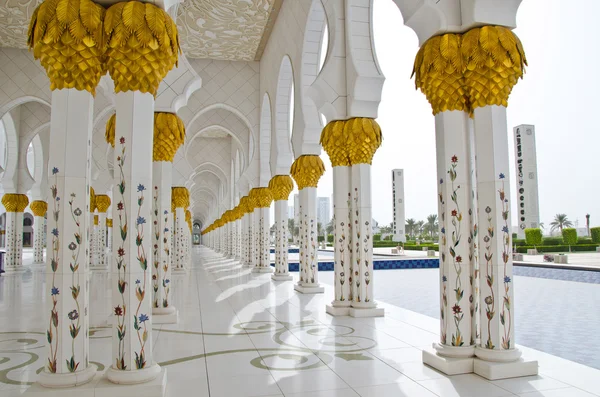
[513, 124, 540, 238]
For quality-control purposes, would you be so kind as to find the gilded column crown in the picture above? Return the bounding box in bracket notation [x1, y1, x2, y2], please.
[95, 195, 111, 213]
[171, 187, 190, 209]
[89, 187, 96, 211]
[461, 26, 527, 110]
[30, 200, 48, 217]
[346, 118, 382, 165]
[412, 26, 526, 114]
[106, 218, 113, 227]
[94, 215, 99, 225]
[2, 194, 30, 213]
[412, 33, 467, 115]
[104, 1, 180, 95]
[28, 0, 106, 95]
[320, 120, 350, 167]
[290, 155, 325, 190]
[250, 188, 273, 208]
[105, 114, 116, 147]
[239, 196, 252, 214]
[154, 112, 186, 162]
[268, 175, 294, 201]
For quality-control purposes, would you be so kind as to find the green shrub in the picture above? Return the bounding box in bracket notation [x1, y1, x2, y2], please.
[373, 234, 381, 241]
[578, 237, 592, 245]
[516, 244, 598, 253]
[384, 235, 393, 241]
[513, 239, 527, 247]
[542, 237, 563, 246]
[562, 228, 578, 246]
[327, 234, 334, 243]
[591, 227, 600, 243]
[512, 233, 518, 240]
[524, 228, 543, 246]
[317, 236, 325, 242]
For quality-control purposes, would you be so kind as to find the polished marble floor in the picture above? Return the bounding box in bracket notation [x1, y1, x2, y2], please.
[1, 246, 600, 397]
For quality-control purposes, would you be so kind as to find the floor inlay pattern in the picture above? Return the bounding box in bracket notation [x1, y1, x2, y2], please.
[1, 247, 600, 396]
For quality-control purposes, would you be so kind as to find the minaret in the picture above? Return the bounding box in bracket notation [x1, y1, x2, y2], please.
[392, 169, 406, 243]
[513, 125, 540, 238]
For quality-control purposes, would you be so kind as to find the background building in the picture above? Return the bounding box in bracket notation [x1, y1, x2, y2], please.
[288, 206, 294, 219]
[317, 197, 331, 227]
[513, 124, 540, 238]
[392, 169, 406, 242]
[293, 194, 299, 225]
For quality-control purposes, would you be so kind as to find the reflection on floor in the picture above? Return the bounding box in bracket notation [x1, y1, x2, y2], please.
[1, 246, 600, 396]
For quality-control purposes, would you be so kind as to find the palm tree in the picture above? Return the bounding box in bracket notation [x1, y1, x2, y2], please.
[550, 214, 573, 234]
[426, 214, 438, 239]
[405, 218, 416, 239]
[415, 220, 425, 237]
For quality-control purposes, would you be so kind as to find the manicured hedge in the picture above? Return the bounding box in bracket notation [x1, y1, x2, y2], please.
[373, 234, 381, 241]
[318, 236, 325, 242]
[562, 228, 578, 245]
[327, 234, 334, 243]
[515, 244, 598, 253]
[525, 228, 543, 246]
[591, 227, 600, 243]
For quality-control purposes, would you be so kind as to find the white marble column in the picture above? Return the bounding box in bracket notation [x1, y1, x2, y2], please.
[96, 213, 107, 270]
[107, 219, 113, 268]
[109, 90, 160, 383]
[30, 200, 48, 264]
[423, 111, 475, 373]
[152, 160, 178, 323]
[252, 208, 260, 267]
[295, 187, 323, 293]
[253, 206, 272, 273]
[42, 88, 95, 386]
[272, 200, 292, 280]
[326, 166, 352, 315]
[472, 106, 537, 378]
[1, 195, 28, 272]
[173, 205, 186, 272]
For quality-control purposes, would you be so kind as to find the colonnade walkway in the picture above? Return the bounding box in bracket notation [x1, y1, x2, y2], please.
[1, 247, 599, 397]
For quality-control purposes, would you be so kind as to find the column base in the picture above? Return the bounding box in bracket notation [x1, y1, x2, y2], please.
[474, 357, 538, 380]
[36, 365, 97, 389]
[423, 346, 474, 375]
[474, 346, 538, 380]
[271, 273, 293, 281]
[252, 267, 273, 273]
[294, 284, 324, 294]
[172, 267, 187, 274]
[106, 362, 162, 385]
[152, 307, 179, 324]
[98, 366, 166, 397]
[90, 266, 108, 272]
[326, 302, 351, 316]
[3, 266, 25, 273]
[348, 306, 385, 318]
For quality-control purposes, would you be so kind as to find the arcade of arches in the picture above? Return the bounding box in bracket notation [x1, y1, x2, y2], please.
[1, 1, 588, 396]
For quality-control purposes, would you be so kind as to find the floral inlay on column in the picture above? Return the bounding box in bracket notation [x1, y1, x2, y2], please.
[162, 210, 171, 308]
[47, 168, 60, 373]
[439, 177, 448, 345]
[133, 183, 148, 369]
[498, 173, 512, 349]
[152, 188, 159, 308]
[115, 137, 128, 370]
[66, 192, 84, 371]
[448, 155, 464, 347]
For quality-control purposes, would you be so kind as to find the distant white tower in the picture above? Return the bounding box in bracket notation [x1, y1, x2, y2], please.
[293, 194, 299, 224]
[513, 124, 540, 238]
[317, 197, 331, 226]
[392, 169, 406, 242]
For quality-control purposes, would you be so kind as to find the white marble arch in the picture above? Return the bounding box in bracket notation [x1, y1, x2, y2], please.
[295, 0, 327, 156]
[184, 124, 246, 174]
[271, 60, 294, 177]
[259, 93, 272, 186]
[0, 96, 50, 123]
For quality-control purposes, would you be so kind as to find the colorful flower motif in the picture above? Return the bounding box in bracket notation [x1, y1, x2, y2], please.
[68, 242, 77, 251]
[504, 276, 511, 283]
[114, 306, 123, 316]
[117, 202, 124, 211]
[137, 216, 146, 225]
[440, 178, 444, 184]
[164, 228, 169, 233]
[135, 279, 141, 285]
[484, 296, 493, 305]
[502, 226, 509, 233]
[451, 209, 458, 217]
[139, 314, 149, 323]
[441, 227, 445, 234]
[485, 206, 492, 214]
[52, 167, 59, 175]
[51, 287, 60, 296]
[456, 255, 462, 263]
[117, 248, 125, 257]
[137, 184, 145, 192]
[51, 228, 58, 237]
[119, 137, 125, 144]
[452, 304, 462, 315]
[442, 275, 447, 282]
[499, 173, 505, 179]
[68, 310, 79, 320]
[74, 208, 82, 216]
[165, 279, 170, 284]
[163, 210, 168, 215]
[451, 155, 458, 163]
